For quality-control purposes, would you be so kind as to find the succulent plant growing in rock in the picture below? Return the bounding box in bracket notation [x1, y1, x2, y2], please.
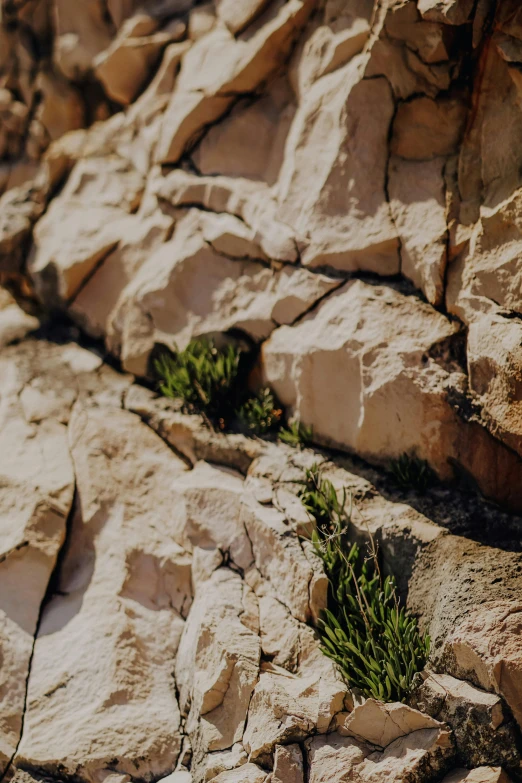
[154, 338, 241, 420]
[297, 465, 430, 702]
[279, 420, 313, 448]
[388, 453, 435, 492]
[237, 387, 283, 436]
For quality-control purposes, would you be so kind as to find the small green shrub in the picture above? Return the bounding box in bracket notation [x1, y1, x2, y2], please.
[279, 420, 313, 448]
[296, 465, 430, 703]
[388, 453, 434, 492]
[238, 387, 283, 436]
[154, 338, 241, 419]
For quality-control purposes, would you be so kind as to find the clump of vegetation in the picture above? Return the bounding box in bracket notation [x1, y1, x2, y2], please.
[279, 420, 313, 449]
[154, 338, 241, 419]
[238, 387, 283, 436]
[388, 453, 435, 492]
[296, 465, 430, 703]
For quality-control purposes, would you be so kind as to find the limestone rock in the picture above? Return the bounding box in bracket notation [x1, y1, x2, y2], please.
[408, 535, 522, 732]
[418, 0, 474, 25]
[202, 743, 248, 780]
[241, 494, 326, 623]
[270, 744, 304, 783]
[70, 190, 176, 339]
[176, 568, 260, 759]
[243, 663, 346, 764]
[188, 2, 217, 41]
[0, 288, 38, 347]
[35, 69, 85, 142]
[216, 0, 271, 35]
[290, 0, 373, 95]
[170, 460, 253, 569]
[29, 156, 144, 303]
[338, 699, 441, 749]
[410, 670, 521, 769]
[277, 61, 399, 273]
[154, 169, 298, 262]
[262, 279, 522, 509]
[54, 0, 114, 79]
[389, 156, 448, 305]
[94, 17, 184, 105]
[442, 602, 522, 733]
[441, 769, 513, 783]
[192, 77, 295, 186]
[108, 209, 337, 374]
[306, 726, 454, 783]
[261, 279, 457, 469]
[0, 343, 75, 775]
[390, 96, 467, 161]
[212, 764, 267, 783]
[0, 181, 47, 276]
[124, 383, 264, 473]
[15, 403, 189, 781]
[156, 0, 314, 163]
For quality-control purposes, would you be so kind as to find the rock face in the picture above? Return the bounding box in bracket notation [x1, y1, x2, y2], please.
[1, 319, 522, 783]
[3, 0, 522, 512]
[4, 0, 522, 781]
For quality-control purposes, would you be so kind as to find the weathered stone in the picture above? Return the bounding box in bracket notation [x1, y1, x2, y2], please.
[243, 662, 345, 764]
[270, 744, 304, 783]
[170, 460, 253, 569]
[216, 0, 270, 35]
[306, 726, 454, 783]
[108, 209, 337, 374]
[409, 535, 522, 733]
[124, 384, 264, 473]
[156, 0, 314, 163]
[192, 77, 295, 186]
[188, 2, 217, 41]
[0, 288, 38, 347]
[212, 764, 267, 783]
[442, 769, 513, 783]
[29, 156, 144, 303]
[391, 96, 467, 161]
[94, 16, 184, 106]
[290, 0, 373, 96]
[54, 0, 113, 79]
[35, 69, 85, 142]
[442, 602, 522, 733]
[202, 743, 248, 781]
[338, 699, 441, 749]
[0, 343, 75, 775]
[409, 670, 521, 769]
[277, 60, 399, 273]
[0, 181, 47, 276]
[389, 156, 448, 305]
[176, 568, 260, 758]
[242, 494, 326, 623]
[154, 169, 298, 262]
[262, 278, 522, 509]
[418, 0, 474, 25]
[15, 403, 189, 781]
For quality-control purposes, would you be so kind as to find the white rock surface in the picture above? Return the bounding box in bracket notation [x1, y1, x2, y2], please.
[108, 209, 337, 374]
[16, 403, 190, 781]
[176, 568, 260, 760]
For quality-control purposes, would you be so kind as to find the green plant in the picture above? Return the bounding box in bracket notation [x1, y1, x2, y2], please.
[296, 465, 430, 703]
[388, 453, 434, 492]
[279, 420, 313, 448]
[154, 338, 241, 419]
[238, 387, 283, 436]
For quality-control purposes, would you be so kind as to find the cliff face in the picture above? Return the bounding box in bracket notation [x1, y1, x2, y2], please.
[2, 2, 522, 783]
[2, 0, 522, 509]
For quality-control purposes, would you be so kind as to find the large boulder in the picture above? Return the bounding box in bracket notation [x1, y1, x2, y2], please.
[261, 279, 522, 509]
